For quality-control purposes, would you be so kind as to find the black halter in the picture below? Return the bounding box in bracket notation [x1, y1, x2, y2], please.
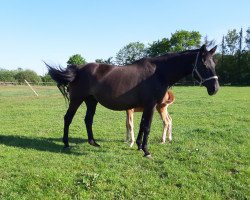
[192, 52, 218, 85]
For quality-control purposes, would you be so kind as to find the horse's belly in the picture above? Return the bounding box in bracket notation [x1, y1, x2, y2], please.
[94, 93, 139, 111]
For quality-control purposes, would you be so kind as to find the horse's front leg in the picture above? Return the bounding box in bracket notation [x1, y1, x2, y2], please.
[136, 105, 155, 158]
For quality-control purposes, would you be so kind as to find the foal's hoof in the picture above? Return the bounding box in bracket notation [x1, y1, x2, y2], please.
[144, 154, 153, 159]
[130, 142, 135, 148]
[89, 140, 100, 147]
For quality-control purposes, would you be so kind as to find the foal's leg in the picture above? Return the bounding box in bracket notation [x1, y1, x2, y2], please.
[156, 105, 168, 144]
[166, 113, 172, 142]
[125, 110, 130, 142]
[126, 110, 135, 147]
[63, 99, 83, 148]
[84, 96, 99, 147]
[136, 106, 155, 157]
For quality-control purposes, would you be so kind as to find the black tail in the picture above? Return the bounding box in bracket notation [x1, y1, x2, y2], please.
[45, 63, 78, 85]
[45, 63, 78, 101]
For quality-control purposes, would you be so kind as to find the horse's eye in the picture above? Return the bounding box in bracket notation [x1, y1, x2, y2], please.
[203, 60, 210, 68]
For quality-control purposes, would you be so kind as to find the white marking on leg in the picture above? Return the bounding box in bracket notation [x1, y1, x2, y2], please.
[167, 114, 172, 142]
[130, 129, 135, 147]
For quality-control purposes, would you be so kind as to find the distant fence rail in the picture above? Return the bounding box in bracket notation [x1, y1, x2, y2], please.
[1, 81, 196, 86]
[0, 81, 56, 86]
[0, 81, 232, 86]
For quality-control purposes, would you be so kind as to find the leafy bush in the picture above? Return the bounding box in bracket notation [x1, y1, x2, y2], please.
[14, 70, 41, 84]
[0, 69, 17, 82]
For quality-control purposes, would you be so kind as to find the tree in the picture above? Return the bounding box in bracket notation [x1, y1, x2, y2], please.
[146, 38, 171, 57]
[146, 30, 201, 57]
[203, 35, 216, 49]
[240, 51, 250, 84]
[220, 35, 226, 69]
[225, 29, 239, 55]
[95, 57, 115, 65]
[14, 70, 41, 84]
[170, 30, 201, 52]
[115, 42, 146, 65]
[67, 54, 87, 65]
[0, 69, 17, 82]
[245, 27, 250, 51]
[238, 28, 243, 53]
[41, 73, 54, 83]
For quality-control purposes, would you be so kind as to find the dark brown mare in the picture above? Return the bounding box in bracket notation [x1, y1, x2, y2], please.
[46, 45, 219, 158]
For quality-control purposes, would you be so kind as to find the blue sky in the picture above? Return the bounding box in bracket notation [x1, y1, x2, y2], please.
[0, 0, 249, 75]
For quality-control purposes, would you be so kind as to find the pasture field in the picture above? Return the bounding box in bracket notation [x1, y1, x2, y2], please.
[0, 85, 249, 200]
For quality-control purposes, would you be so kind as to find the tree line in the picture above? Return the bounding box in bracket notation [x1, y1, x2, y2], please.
[1, 28, 249, 85]
[217, 28, 250, 85]
[0, 68, 43, 84]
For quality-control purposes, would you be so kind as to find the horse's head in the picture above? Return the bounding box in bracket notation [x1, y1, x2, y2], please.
[193, 45, 219, 95]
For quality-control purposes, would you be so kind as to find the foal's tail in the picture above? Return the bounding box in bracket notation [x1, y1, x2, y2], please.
[166, 90, 175, 105]
[45, 63, 78, 101]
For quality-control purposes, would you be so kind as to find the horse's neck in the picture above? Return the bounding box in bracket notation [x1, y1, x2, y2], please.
[155, 52, 196, 86]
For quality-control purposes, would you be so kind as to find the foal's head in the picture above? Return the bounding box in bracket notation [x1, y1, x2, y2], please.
[192, 45, 219, 95]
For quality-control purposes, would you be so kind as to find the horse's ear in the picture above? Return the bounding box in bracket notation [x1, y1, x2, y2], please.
[200, 44, 207, 52]
[209, 45, 217, 55]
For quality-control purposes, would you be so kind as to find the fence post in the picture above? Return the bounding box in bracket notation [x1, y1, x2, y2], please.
[24, 80, 39, 96]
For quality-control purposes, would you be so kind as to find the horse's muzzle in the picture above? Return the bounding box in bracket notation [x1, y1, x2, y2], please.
[205, 79, 219, 96]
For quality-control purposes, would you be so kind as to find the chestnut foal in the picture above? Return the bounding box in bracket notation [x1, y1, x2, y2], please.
[126, 90, 175, 147]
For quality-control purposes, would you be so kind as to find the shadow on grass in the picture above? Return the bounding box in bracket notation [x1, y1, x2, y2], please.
[51, 136, 124, 144]
[0, 134, 88, 156]
[0, 132, 132, 157]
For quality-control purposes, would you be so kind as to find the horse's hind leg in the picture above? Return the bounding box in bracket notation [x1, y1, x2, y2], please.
[84, 96, 99, 147]
[63, 98, 83, 148]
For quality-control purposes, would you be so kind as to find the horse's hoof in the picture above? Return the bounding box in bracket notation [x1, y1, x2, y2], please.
[160, 141, 166, 144]
[130, 142, 134, 148]
[89, 140, 100, 147]
[137, 144, 142, 150]
[93, 142, 100, 147]
[63, 145, 70, 150]
[144, 154, 153, 159]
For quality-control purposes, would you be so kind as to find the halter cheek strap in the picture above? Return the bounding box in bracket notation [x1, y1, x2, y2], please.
[192, 52, 218, 85]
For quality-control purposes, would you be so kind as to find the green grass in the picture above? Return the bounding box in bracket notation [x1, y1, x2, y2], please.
[0, 85, 249, 200]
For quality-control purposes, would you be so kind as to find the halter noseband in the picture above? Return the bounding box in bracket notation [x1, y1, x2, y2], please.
[192, 52, 218, 85]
